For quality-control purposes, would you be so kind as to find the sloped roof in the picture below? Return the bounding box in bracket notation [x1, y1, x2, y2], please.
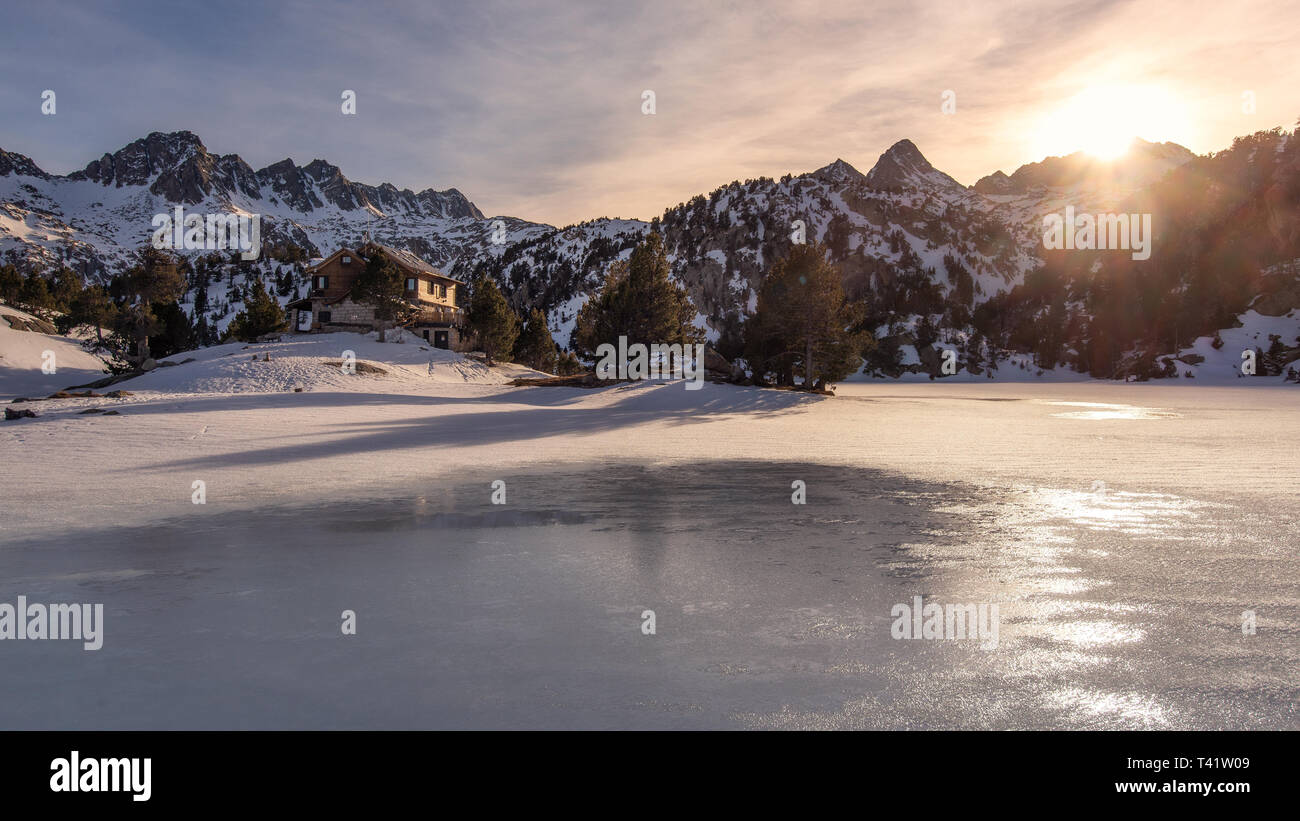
[305, 245, 465, 285]
[375, 244, 465, 285]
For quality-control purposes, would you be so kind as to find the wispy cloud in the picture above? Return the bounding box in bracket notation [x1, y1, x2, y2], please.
[0, 0, 1295, 225]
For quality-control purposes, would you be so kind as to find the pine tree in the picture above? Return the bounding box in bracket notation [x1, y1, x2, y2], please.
[0, 264, 20, 304]
[744, 243, 867, 389]
[226, 278, 288, 342]
[466, 275, 519, 366]
[193, 274, 208, 313]
[351, 247, 417, 335]
[555, 350, 584, 375]
[149, 300, 197, 358]
[572, 231, 697, 359]
[50, 267, 83, 311]
[111, 246, 186, 364]
[65, 284, 116, 346]
[19, 270, 54, 313]
[513, 307, 559, 372]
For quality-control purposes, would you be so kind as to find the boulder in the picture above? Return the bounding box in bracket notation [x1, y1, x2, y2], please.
[5, 408, 37, 420]
[2, 314, 58, 334]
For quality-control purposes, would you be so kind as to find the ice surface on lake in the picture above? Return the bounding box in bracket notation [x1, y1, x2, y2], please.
[0, 382, 1295, 728]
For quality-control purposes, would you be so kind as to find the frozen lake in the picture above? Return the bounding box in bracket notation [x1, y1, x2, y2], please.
[0, 381, 1296, 728]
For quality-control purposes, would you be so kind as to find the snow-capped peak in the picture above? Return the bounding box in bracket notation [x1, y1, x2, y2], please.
[811, 158, 867, 185]
[865, 139, 965, 193]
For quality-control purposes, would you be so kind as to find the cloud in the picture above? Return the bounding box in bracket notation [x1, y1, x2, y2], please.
[0, 0, 1295, 226]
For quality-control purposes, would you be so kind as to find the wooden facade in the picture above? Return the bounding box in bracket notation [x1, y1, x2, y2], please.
[288, 245, 467, 349]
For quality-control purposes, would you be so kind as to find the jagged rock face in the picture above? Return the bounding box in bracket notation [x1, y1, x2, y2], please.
[972, 170, 1013, 195]
[71, 131, 215, 202]
[865, 139, 965, 192]
[257, 158, 327, 212]
[69, 131, 269, 204]
[0, 130, 520, 279]
[811, 158, 868, 185]
[14, 130, 483, 218]
[0, 149, 49, 180]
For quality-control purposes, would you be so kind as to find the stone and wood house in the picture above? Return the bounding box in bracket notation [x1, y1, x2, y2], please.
[286, 245, 467, 349]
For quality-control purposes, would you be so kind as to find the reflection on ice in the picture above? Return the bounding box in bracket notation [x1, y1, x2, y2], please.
[1038, 620, 1145, 646]
[1046, 401, 1181, 420]
[0, 459, 1292, 730]
[1025, 486, 1205, 537]
[1048, 688, 1170, 727]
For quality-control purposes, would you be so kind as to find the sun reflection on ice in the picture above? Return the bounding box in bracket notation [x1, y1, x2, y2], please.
[1048, 688, 1171, 726]
[1045, 401, 1181, 420]
[1027, 486, 1204, 537]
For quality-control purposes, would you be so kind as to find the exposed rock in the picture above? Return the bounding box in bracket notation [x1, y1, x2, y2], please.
[2, 313, 58, 334]
[15, 386, 134, 401]
[0, 148, 50, 180]
[866, 139, 965, 193]
[5, 407, 37, 420]
[66, 372, 140, 390]
[321, 359, 387, 375]
[972, 170, 1014, 195]
[511, 372, 599, 388]
[703, 347, 731, 374]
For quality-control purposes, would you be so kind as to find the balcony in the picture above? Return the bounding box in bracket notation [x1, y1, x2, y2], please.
[411, 305, 464, 325]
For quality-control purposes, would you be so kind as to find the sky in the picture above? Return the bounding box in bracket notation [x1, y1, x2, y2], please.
[0, 0, 1296, 226]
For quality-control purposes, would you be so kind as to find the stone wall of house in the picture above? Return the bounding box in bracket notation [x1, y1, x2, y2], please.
[317, 297, 376, 327]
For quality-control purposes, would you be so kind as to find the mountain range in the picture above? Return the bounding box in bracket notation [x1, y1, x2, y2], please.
[2, 126, 1297, 378]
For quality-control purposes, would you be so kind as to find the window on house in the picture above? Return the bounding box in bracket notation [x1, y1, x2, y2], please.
[313, 275, 329, 291]
[405, 278, 417, 292]
[439, 283, 448, 299]
[341, 256, 352, 265]
[426, 280, 436, 295]
[319, 310, 332, 323]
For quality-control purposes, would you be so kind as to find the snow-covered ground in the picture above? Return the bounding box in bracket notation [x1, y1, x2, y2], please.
[0, 303, 109, 398]
[1159, 308, 1300, 382]
[105, 330, 544, 395]
[0, 351, 1295, 728]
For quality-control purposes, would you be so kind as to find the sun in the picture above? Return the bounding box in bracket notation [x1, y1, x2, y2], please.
[1030, 84, 1191, 161]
